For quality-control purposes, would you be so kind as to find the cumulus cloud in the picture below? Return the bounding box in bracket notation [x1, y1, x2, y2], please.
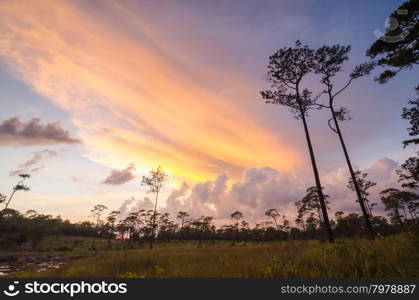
[0, 117, 81, 146]
[160, 167, 305, 225]
[159, 157, 401, 225]
[319, 157, 401, 216]
[117, 196, 154, 219]
[364, 157, 399, 181]
[109, 157, 400, 226]
[10, 149, 61, 176]
[101, 163, 136, 186]
[165, 182, 190, 215]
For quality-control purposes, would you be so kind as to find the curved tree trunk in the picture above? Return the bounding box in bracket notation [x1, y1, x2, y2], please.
[3, 189, 16, 211]
[330, 104, 375, 240]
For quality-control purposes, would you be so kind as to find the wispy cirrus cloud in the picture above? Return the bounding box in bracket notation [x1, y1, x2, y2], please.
[10, 149, 62, 176]
[0, 0, 298, 182]
[0, 117, 81, 146]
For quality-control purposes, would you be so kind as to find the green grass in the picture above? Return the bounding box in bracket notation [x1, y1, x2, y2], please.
[10, 234, 419, 278]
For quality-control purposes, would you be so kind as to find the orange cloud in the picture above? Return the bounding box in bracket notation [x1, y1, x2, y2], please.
[0, 0, 298, 182]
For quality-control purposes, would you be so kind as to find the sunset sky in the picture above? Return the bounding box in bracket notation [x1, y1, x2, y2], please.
[0, 0, 417, 224]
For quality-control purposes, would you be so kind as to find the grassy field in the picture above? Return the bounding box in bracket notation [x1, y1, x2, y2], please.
[3, 233, 417, 278]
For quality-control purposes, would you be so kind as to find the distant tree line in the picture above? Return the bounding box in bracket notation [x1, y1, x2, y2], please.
[1, 178, 416, 250]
